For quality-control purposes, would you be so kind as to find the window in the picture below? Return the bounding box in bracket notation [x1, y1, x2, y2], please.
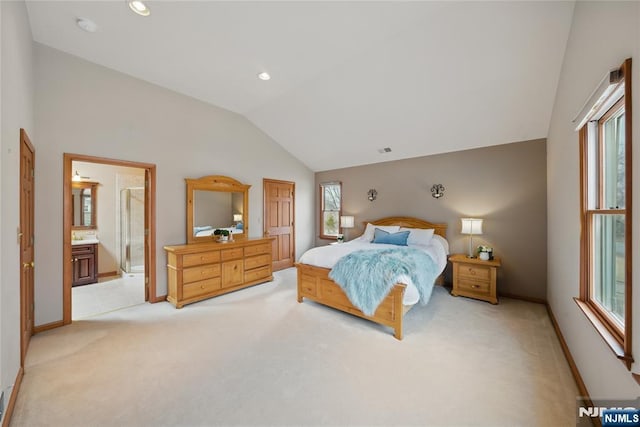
[577, 58, 632, 369]
[319, 182, 341, 239]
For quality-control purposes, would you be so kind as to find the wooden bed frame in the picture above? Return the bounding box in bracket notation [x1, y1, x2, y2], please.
[296, 216, 447, 340]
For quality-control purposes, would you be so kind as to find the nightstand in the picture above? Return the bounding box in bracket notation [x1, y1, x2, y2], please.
[449, 254, 501, 304]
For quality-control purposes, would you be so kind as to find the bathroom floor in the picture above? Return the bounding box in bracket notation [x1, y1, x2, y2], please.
[72, 272, 146, 319]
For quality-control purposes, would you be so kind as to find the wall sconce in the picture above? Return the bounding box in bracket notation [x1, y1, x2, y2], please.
[367, 189, 377, 201]
[431, 184, 445, 199]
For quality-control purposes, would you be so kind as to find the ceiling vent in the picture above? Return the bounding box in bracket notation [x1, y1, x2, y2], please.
[377, 147, 392, 154]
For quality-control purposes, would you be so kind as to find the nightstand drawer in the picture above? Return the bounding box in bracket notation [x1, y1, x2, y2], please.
[457, 264, 491, 281]
[457, 278, 490, 295]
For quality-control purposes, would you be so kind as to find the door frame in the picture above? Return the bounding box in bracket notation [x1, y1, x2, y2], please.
[63, 153, 159, 325]
[20, 129, 35, 366]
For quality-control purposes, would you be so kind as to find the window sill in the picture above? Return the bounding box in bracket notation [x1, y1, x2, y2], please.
[574, 298, 633, 370]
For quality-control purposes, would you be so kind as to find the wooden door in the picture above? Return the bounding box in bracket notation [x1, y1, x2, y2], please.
[20, 129, 35, 366]
[263, 179, 295, 271]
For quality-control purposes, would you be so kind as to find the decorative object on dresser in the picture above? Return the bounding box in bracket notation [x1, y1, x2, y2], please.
[450, 253, 501, 304]
[71, 243, 98, 286]
[460, 217, 483, 258]
[186, 175, 249, 244]
[164, 238, 274, 308]
[296, 216, 448, 340]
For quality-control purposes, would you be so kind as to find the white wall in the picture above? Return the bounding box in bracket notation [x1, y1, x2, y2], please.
[34, 43, 315, 326]
[0, 0, 35, 413]
[547, 1, 639, 397]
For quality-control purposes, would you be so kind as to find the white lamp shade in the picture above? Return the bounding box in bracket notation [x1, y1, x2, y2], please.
[461, 218, 483, 235]
[340, 215, 355, 228]
[233, 214, 243, 222]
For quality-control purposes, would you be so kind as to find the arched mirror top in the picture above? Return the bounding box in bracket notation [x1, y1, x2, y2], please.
[186, 175, 250, 244]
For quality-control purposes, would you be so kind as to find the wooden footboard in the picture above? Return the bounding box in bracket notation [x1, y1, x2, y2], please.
[296, 263, 408, 340]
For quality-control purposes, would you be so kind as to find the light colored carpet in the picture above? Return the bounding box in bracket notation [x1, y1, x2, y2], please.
[12, 268, 577, 426]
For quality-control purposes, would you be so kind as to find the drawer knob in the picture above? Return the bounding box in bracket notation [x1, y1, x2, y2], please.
[469, 269, 475, 275]
[201, 285, 205, 289]
[472, 285, 479, 289]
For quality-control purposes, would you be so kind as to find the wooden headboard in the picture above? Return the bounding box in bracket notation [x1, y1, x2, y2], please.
[366, 216, 447, 238]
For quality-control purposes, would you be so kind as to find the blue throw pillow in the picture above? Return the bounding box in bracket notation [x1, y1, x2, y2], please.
[372, 229, 410, 246]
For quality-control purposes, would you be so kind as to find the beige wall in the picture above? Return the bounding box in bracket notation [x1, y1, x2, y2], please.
[1, 0, 35, 414]
[33, 43, 315, 326]
[316, 139, 547, 300]
[547, 1, 639, 397]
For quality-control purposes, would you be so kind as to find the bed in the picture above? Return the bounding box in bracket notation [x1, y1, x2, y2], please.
[296, 217, 448, 340]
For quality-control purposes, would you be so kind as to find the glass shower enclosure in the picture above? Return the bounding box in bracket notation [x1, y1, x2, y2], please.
[120, 187, 145, 274]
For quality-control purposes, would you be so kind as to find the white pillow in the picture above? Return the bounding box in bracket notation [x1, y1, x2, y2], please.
[431, 234, 450, 254]
[400, 227, 435, 246]
[361, 223, 400, 242]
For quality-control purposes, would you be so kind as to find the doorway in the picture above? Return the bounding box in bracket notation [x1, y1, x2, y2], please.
[20, 129, 35, 366]
[263, 179, 295, 271]
[63, 154, 158, 325]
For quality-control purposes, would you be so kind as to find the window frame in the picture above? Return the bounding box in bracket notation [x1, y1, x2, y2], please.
[576, 58, 633, 370]
[319, 182, 342, 240]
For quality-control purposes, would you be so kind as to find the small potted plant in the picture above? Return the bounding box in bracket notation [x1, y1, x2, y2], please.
[477, 245, 493, 261]
[213, 228, 231, 242]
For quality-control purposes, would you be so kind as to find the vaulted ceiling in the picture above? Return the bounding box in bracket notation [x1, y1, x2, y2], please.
[25, 1, 574, 171]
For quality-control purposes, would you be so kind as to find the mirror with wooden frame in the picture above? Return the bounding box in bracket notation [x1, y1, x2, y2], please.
[71, 181, 98, 229]
[186, 175, 250, 244]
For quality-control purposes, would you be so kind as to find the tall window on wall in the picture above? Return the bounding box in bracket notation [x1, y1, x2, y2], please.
[319, 182, 341, 239]
[576, 58, 632, 369]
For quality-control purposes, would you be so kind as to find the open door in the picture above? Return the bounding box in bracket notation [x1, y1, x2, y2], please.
[20, 129, 35, 366]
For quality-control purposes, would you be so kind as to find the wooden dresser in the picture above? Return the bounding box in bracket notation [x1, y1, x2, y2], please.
[164, 237, 275, 308]
[450, 254, 501, 304]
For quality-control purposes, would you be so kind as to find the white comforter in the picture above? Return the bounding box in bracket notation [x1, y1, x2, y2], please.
[298, 237, 448, 306]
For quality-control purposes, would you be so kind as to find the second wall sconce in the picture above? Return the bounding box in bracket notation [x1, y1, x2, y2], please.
[431, 184, 445, 199]
[367, 189, 377, 202]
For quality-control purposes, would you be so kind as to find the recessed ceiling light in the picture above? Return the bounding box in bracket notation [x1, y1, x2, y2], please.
[76, 17, 98, 33]
[257, 72, 271, 81]
[128, 0, 150, 17]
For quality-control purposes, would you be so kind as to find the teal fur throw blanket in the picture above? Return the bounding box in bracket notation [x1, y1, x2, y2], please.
[328, 247, 439, 316]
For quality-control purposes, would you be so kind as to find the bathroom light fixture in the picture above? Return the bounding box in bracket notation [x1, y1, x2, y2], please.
[72, 171, 82, 182]
[257, 72, 271, 81]
[128, 0, 150, 16]
[367, 189, 377, 202]
[76, 17, 98, 33]
[461, 218, 483, 258]
[431, 184, 445, 199]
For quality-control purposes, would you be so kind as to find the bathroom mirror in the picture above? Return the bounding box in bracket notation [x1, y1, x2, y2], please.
[186, 175, 250, 244]
[71, 181, 98, 229]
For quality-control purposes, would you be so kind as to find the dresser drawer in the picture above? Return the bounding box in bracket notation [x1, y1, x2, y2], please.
[457, 278, 491, 295]
[457, 264, 491, 281]
[244, 266, 271, 283]
[183, 264, 221, 284]
[221, 247, 244, 261]
[183, 277, 221, 299]
[244, 243, 271, 257]
[183, 251, 220, 267]
[244, 254, 271, 270]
